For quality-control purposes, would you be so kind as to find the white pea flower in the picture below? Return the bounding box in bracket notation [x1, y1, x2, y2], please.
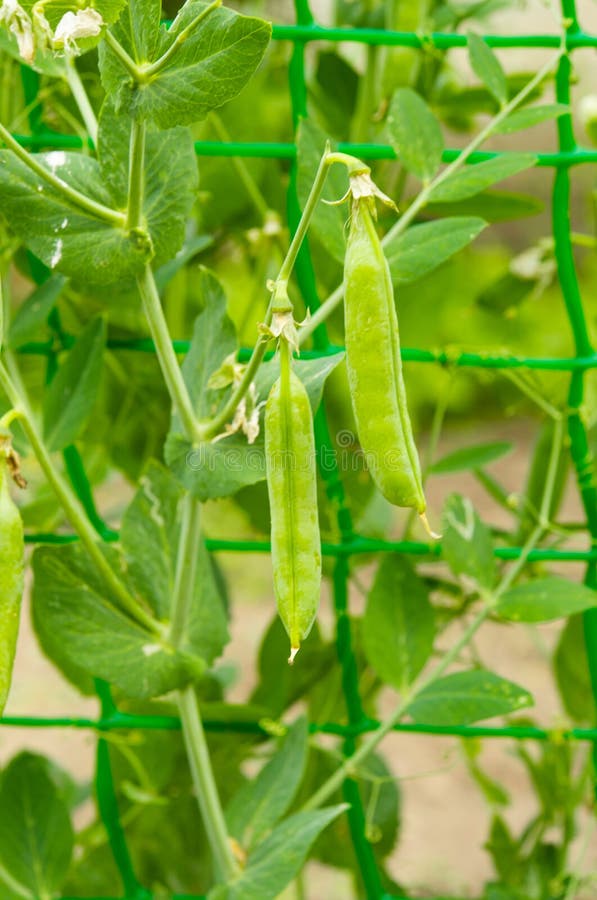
[0, 0, 35, 64]
[53, 8, 103, 55]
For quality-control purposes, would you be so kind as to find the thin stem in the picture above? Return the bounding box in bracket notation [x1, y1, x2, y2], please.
[299, 45, 565, 345]
[0, 120, 124, 227]
[200, 147, 345, 441]
[142, 0, 222, 79]
[0, 356, 161, 635]
[127, 118, 146, 230]
[137, 265, 200, 442]
[177, 685, 240, 881]
[169, 495, 202, 647]
[64, 58, 98, 147]
[103, 30, 141, 80]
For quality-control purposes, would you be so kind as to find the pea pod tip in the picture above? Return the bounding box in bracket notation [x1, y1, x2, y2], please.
[420, 512, 441, 541]
[288, 646, 300, 665]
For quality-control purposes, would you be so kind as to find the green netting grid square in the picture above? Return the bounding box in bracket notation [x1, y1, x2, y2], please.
[2, 0, 597, 897]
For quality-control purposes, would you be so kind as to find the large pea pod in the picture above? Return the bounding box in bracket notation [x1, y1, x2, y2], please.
[265, 341, 321, 663]
[344, 198, 426, 515]
[0, 453, 24, 716]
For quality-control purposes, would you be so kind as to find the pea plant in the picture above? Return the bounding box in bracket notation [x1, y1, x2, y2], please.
[0, 0, 596, 897]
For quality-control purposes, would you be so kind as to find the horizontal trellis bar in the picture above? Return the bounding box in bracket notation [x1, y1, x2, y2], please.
[12, 132, 597, 168]
[17, 338, 597, 373]
[270, 23, 594, 49]
[2, 710, 596, 743]
[22, 532, 597, 562]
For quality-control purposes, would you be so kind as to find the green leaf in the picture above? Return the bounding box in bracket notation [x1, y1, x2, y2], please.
[495, 578, 597, 623]
[0, 752, 73, 897]
[32, 466, 228, 699]
[154, 233, 213, 292]
[386, 216, 487, 284]
[99, 1, 271, 129]
[428, 154, 536, 203]
[407, 670, 533, 725]
[225, 717, 309, 850]
[494, 103, 569, 134]
[0, 151, 151, 285]
[430, 441, 512, 475]
[8, 274, 67, 348]
[209, 805, 347, 900]
[296, 118, 348, 263]
[441, 493, 496, 592]
[387, 88, 444, 181]
[43, 317, 106, 451]
[97, 99, 199, 265]
[120, 460, 228, 662]
[426, 190, 543, 224]
[467, 32, 507, 106]
[362, 555, 435, 690]
[554, 616, 593, 723]
[255, 352, 344, 416]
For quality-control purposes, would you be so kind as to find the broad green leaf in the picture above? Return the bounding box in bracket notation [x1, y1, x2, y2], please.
[407, 670, 533, 725]
[8, 274, 67, 348]
[441, 493, 496, 592]
[99, 1, 271, 129]
[225, 717, 309, 850]
[296, 118, 348, 263]
[428, 155, 536, 203]
[495, 578, 597, 623]
[43, 317, 106, 451]
[554, 616, 594, 723]
[120, 460, 228, 663]
[362, 555, 435, 689]
[426, 190, 543, 224]
[430, 441, 512, 475]
[387, 88, 444, 182]
[97, 99, 199, 265]
[386, 216, 487, 284]
[166, 269, 342, 500]
[0, 150, 151, 284]
[32, 463, 228, 700]
[467, 32, 507, 106]
[494, 103, 569, 134]
[209, 805, 347, 900]
[0, 753, 73, 897]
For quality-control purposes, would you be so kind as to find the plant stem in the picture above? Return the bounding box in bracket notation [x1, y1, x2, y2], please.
[298, 45, 565, 345]
[0, 121, 124, 227]
[169, 494, 202, 647]
[0, 355, 161, 635]
[177, 685, 240, 881]
[200, 147, 346, 441]
[103, 30, 141, 80]
[64, 58, 98, 147]
[141, 0, 222, 80]
[127, 118, 146, 230]
[136, 265, 200, 442]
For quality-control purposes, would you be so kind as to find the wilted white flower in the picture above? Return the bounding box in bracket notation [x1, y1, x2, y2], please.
[0, 0, 35, 63]
[53, 7, 103, 54]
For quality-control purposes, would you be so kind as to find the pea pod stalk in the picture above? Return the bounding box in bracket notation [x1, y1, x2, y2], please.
[265, 335, 321, 663]
[343, 180, 428, 523]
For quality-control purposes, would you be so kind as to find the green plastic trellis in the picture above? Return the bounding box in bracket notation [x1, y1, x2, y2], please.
[2, 0, 597, 897]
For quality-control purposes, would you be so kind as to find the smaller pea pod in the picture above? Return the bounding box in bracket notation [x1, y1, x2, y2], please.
[343, 191, 426, 517]
[0, 444, 25, 716]
[265, 339, 321, 663]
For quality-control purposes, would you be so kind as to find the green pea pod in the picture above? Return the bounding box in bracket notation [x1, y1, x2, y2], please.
[344, 198, 426, 516]
[0, 455, 24, 716]
[265, 341, 321, 663]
